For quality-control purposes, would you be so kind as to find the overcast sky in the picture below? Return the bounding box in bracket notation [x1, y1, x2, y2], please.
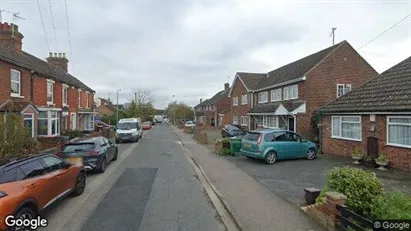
[1, 0, 411, 108]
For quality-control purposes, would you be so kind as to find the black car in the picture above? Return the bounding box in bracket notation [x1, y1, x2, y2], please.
[222, 124, 246, 138]
[57, 137, 118, 173]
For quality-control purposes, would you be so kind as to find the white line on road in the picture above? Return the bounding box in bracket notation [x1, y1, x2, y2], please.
[42, 141, 140, 231]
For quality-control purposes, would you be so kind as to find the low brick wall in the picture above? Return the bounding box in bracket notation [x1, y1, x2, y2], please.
[38, 136, 70, 151]
[194, 129, 208, 144]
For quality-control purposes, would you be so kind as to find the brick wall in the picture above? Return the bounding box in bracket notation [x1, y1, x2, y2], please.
[230, 78, 252, 125]
[32, 76, 47, 106]
[54, 82, 62, 108]
[321, 115, 411, 172]
[0, 61, 32, 103]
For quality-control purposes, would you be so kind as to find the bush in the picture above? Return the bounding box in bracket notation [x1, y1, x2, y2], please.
[62, 130, 83, 140]
[218, 148, 231, 156]
[0, 113, 30, 164]
[21, 138, 40, 155]
[371, 191, 411, 220]
[316, 186, 329, 204]
[327, 167, 384, 217]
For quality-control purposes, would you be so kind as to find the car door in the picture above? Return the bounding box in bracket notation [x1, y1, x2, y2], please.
[286, 132, 307, 158]
[272, 131, 292, 159]
[18, 160, 58, 210]
[103, 137, 114, 161]
[98, 138, 110, 161]
[40, 156, 75, 196]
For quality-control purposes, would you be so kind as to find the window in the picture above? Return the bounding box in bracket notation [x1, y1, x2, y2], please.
[258, 92, 268, 103]
[241, 95, 248, 105]
[257, 115, 278, 128]
[271, 89, 282, 102]
[284, 85, 298, 100]
[264, 133, 275, 142]
[63, 86, 68, 106]
[287, 132, 300, 142]
[37, 111, 60, 136]
[241, 116, 248, 126]
[387, 117, 411, 148]
[332, 116, 361, 141]
[78, 90, 82, 108]
[275, 131, 289, 141]
[47, 80, 54, 104]
[41, 156, 64, 173]
[233, 97, 238, 106]
[23, 114, 34, 137]
[0, 168, 25, 184]
[233, 116, 238, 125]
[199, 116, 204, 123]
[20, 160, 47, 179]
[86, 92, 89, 108]
[337, 84, 352, 97]
[10, 69, 21, 96]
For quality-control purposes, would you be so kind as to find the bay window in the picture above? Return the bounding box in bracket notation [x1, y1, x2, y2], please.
[38, 111, 60, 136]
[332, 116, 361, 141]
[257, 116, 278, 128]
[387, 117, 411, 148]
[11, 69, 21, 96]
[258, 92, 268, 103]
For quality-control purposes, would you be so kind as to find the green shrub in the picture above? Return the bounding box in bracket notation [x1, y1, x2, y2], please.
[62, 130, 83, 140]
[376, 153, 388, 163]
[316, 186, 329, 204]
[327, 167, 384, 217]
[218, 148, 231, 156]
[222, 138, 230, 143]
[0, 113, 30, 164]
[351, 148, 364, 157]
[371, 191, 411, 220]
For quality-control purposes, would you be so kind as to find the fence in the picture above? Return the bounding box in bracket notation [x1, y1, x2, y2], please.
[336, 205, 374, 231]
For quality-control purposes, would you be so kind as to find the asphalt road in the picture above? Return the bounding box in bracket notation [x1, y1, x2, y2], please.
[39, 124, 225, 231]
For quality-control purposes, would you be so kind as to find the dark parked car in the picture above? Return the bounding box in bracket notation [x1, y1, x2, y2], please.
[57, 137, 118, 173]
[222, 124, 246, 138]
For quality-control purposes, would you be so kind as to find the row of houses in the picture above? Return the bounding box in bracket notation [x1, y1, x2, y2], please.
[194, 40, 411, 172]
[0, 22, 95, 137]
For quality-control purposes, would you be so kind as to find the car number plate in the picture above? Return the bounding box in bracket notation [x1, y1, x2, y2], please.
[244, 143, 251, 148]
[66, 157, 82, 164]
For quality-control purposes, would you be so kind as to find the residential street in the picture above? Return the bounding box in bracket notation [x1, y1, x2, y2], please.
[39, 124, 225, 231]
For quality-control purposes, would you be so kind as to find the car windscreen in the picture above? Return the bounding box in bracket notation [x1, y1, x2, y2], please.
[118, 122, 138, 130]
[63, 143, 95, 152]
[227, 125, 240, 131]
[243, 132, 260, 141]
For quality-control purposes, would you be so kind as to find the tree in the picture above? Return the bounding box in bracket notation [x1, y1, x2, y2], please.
[125, 88, 157, 121]
[165, 101, 194, 124]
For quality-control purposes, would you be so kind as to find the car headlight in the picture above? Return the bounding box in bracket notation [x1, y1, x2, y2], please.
[133, 131, 138, 136]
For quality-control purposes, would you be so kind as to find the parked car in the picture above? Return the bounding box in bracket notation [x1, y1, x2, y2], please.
[0, 154, 86, 231]
[143, 121, 153, 130]
[240, 130, 317, 164]
[57, 137, 118, 173]
[151, 120, 156, 126]
[184, 121, 196, 127]
[116, 118, 143, 143]
[222, 124, 246, 138]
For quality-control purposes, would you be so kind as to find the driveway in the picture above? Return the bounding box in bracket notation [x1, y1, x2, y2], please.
[225, 154, 411, 207]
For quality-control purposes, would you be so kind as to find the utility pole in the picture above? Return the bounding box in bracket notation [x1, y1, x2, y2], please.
[134, 92, 137, 118]
[330, 27, 337, 46]
[116, 89, 121, 125]
[172, 95, 176, 125]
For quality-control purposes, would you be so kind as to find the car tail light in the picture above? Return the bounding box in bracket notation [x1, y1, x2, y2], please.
[0, 191, 8, 198]
[87, 150, 100, 156]
[257, 134, 262, 151]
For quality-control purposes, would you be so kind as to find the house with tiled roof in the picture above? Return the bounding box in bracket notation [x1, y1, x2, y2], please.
[319, 56, 411, 172]
[95, 97, 117, 116]
[229, 40, 378, 137]
[0, 22, 95, 137]
[194, 83, 231, 127]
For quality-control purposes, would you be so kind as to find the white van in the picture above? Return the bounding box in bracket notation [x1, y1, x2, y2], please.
[115, 118, 143, 143]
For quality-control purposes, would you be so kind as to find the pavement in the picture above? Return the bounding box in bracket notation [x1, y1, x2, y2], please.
[39, 124, 225, 231]
[172, 126, 324, 231]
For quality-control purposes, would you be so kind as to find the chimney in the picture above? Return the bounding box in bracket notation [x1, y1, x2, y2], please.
[200, 98, 203, 103]
[224, 83, 229, 90]
[46, 52, 69, 73]
[0, 22, 24, 51]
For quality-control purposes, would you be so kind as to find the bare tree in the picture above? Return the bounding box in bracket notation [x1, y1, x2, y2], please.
[128, 88, 156, 106]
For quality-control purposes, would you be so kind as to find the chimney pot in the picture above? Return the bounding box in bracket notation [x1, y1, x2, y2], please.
[0, 22, 24, 51]
[54, 53, 57, 57]
[63, 53, 66, 58]
[46, 51, 69, 72]
[200, 98, 203, 103]
[49, 52, 52, 57]
[224, 83, 229, 90]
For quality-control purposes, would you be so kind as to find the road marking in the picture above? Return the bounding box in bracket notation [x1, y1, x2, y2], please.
[42, 142, 140, 231]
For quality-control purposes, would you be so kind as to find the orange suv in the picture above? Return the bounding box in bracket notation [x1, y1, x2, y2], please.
[0, 154, 86, 231]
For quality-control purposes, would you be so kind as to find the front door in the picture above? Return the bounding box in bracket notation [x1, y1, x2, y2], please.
[71, 113, 77, 130]
[288, 117, 295, 132]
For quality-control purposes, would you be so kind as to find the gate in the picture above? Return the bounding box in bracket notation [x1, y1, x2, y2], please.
[367, 137, 379, 158]
[336, 205, 375, 231]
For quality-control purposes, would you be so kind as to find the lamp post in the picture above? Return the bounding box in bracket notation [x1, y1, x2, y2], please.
[116, 89, 121, 125]
[172, 95, 176, 125]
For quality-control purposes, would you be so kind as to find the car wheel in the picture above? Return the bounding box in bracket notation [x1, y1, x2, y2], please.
[115, 140, 120, 144]
[113, 148, 118, 161]
[306, 148, 316, 160]
[97, 157, 106, 173]
[11, 207, 37, 231]
[264, 151, 277, 165]
[71, 171, 86, 197]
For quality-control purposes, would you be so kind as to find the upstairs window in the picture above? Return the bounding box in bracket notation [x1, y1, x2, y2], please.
[337, 84, 352, 97]
[63, 85, 68, 106]
[10, 69, 21, 96]
[271, 89, 282, 102]
[78, 90, 82, 108]
[241, 95, 248, 105]
[47, 80, 54, 104]
[233, 97, 238, 106]
[284, 85, 298, 100]
[86, 92, 89, 108]
[258, 92, 268, 103]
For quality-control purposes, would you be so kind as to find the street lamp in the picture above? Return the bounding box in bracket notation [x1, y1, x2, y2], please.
[172, 95, 176, 125]
[116, 89, 121, 125]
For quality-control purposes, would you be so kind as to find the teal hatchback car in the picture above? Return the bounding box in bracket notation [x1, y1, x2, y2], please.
[240, 129, 317, 164]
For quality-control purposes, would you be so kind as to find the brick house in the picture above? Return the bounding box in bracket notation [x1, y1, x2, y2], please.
[194, 83, 231, 127]
[95, 97, 116, 116]
[229, 41, 378, 138]
[319, 56, 411, 172]
[0, 22, 95, 137]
